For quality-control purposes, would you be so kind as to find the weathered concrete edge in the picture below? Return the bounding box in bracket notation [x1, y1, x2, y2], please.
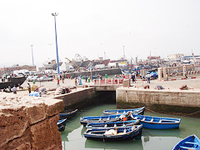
[116, 87, 200, 107]
[92, 85, 122, 91]
[54, 87, 95, 109]
[116, 87, 200, 116]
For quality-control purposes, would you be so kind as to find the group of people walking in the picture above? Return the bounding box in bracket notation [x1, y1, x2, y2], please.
[131, 74, 151, 84]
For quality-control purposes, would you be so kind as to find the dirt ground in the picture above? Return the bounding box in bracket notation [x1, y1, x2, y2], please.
[3, 75, 199, 97]
[22, 75, 200, 91]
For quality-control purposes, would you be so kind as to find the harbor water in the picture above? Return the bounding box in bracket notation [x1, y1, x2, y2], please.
[61, 104, 200, 150]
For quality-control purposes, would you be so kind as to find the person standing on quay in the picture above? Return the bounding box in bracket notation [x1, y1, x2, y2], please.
[57, 75, 60, 86]
[27, 83, 31, 94]
[62, 75, 64, 83]
[75, 78, 78, 86]
[12, 86, 17, 94]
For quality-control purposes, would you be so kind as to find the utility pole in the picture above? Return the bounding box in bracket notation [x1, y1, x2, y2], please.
[31, 45, 34, 66]
[52, 12, 60, 86]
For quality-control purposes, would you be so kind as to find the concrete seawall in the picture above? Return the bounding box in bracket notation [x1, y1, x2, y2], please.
[54, 87, 95, 109]
[54, 87, 117, 109]
[116, 87, 200, 116]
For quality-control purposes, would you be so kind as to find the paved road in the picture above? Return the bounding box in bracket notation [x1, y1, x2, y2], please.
[21, 75, 200, 92]
[131, 76, 200, 91]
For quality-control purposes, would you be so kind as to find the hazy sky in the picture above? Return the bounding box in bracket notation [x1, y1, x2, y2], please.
[0, 0, 200, 67]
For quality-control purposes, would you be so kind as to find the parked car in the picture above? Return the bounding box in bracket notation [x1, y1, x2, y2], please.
[27, 76, 39, 82]
[38, 76, 54, 82]
[27, 76, 32, 82]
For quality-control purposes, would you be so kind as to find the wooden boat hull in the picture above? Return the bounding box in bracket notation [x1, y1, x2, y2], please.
[103, 106, 145, 115]
[84, 125, 143, 141]
[81, 117, 121, 126]
[172, 134, 200, 150]
[80, 112, 134, 126]
[141, 121, 180, 129]
[0, 76, 26, 89]
[58, 124, 65, 132]
[86, 119, 140, 130]
[133, 115, 181, 129]
[57, 118, 67, 131]
[59, 108, 78, 119]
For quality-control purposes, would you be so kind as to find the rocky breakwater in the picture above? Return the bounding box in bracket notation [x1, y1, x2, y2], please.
[0, 93, 64, 150]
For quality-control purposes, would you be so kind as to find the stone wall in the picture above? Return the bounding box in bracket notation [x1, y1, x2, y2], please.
[54, 87, 95, 109]
[0, 93, 64, 150]
[94, 85, 121, 92]
[116, 87, 200, 115]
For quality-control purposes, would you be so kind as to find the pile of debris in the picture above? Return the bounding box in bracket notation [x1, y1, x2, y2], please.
[179, 85, 189, 90]
[155, 85, 164, 90]
[55, 87, 72, 95]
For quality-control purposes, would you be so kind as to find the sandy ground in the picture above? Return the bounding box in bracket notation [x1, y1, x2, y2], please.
[22, 76, 200, 91]
[3, 75, 199, 97]
[131, 76, 200, 91]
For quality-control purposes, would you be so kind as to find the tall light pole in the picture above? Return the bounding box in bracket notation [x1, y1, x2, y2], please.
[31, 45, 34, 66]
[123, 46, 125, 60]
[52, 12, 60, 85]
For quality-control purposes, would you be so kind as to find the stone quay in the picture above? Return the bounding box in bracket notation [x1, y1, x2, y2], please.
[0, 70, 200, 149]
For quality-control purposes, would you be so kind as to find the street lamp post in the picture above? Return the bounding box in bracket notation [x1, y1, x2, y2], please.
[31, 45, 34, 66]
[52, 12, 60, 86]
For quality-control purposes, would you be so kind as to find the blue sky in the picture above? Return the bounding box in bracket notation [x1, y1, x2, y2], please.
[0, 0, 200, 67]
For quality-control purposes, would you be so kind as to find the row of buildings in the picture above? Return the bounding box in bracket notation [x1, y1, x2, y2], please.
[0, 53, 200, 77]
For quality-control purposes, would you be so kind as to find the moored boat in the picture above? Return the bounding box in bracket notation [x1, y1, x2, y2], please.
[58, 124, 65, 132]
[59, 108, 78, 119]
[86, 119, 140, 130]
[57, 118, 67, 132]
[43, 59, 63, 70]
[0, 76, 26, 89]
[84, 125, 143, 141]
[103, 106, 145, 115]
[132, 115, 181, 129]
[172, 134, 200, 150]
[80, 111, 134, 126]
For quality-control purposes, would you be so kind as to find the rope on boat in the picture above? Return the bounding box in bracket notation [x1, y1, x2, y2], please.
[145, 108, 160, 114]
[145, 107, 200, 117]
[184, 109, 200, 116]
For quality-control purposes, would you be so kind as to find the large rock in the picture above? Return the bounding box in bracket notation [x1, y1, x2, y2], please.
[1, 128, 32, 150]
[0, 93, 64, 150]
[30, 115, 62, 150]
[0, 105, 29, 148]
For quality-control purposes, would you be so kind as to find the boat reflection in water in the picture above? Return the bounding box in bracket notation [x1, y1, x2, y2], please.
[84, 129, 182, 150]
[61, 104, 200, 150]
[85, 137, 143, 150]
[142, 136, 181, 150]
[141, 128, 182, 150]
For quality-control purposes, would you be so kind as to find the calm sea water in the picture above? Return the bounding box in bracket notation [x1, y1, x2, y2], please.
[61, 104, 200, 150]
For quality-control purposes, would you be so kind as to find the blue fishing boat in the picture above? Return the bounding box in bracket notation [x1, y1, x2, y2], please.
[172, 134, 200, 150]
[59, 108, 78, 119]
[80, 111, 134, 126]
[84, 125, 143, 141]
[57, 118, 67, 132]
[58, 124, 65, 132]
[132, 115, 181, 129]
[103, 106, 145, 115]
[86, 119, 140, 130]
